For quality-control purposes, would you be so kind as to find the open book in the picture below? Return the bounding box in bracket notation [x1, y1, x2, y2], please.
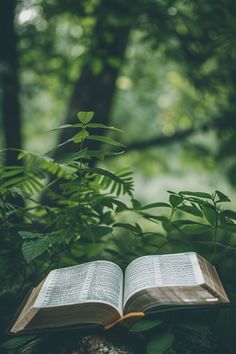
[11, 252, 229, 334]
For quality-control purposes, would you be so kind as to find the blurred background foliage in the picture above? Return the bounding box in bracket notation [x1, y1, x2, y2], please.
[1, 0, 236, 200]
[1, 0, 236, 353]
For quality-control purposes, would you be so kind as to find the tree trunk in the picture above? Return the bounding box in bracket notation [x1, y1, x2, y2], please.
[0, 0, 22, 165]
[56, 0, 131, 156]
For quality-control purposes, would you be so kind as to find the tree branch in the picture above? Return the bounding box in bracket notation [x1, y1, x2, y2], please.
[125, 127, 195, 152]
[123, 110, 236, 153]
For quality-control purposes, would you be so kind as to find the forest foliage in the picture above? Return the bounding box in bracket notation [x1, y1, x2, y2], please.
[1, 112, 236, 353]
[1, 0, 236, 353]
[1, 0, 236, 188]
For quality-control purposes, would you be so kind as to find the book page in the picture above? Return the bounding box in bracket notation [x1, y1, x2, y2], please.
[34, 261, 123, 315]
[197, 255, 230, 303]
[124, 252, 204, 305]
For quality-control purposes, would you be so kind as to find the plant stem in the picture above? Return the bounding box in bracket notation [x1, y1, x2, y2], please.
[213, 198, 219, 261]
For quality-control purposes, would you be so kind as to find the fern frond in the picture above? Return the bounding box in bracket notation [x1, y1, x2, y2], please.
[0, 166, 43, 194]
[0, 150, 77, 195]
[19, 151, 77, 179]
[90, 167, 134, 196]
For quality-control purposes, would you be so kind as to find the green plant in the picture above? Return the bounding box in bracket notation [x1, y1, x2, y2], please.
[0, 112, 236, 353]
[0, 112, 137, 296]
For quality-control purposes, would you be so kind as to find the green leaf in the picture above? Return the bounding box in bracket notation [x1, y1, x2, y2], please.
[0, 336, 36, 350]
[221, 209, 236, 220]
[51, 123, 122, 132]
[219, 212, 227, 225]
[17, 150, 28, 160]
[18, 231, 44, 239]
[140, 213, 168, 223]
[194, 240, 233, 252]
[114, 223, 140, 233]
[91, 167, 134, 195]
[84, 244, 103, 257]
[86, 135, 126, 147]
[144, 233, 166, 246]
[72, 129, 89, 143]
[178, 205, 203, 217]
[87, 150, 124, 160]
[131, 319, 163, 332]
[179, 196, 213, 207]
[219, 223, 236, 233]
[140, 213, 169, 225]
[132, 199, 142, 210]
[0, 166, 23, 178]
[22, 234, 62, 263]
[147, 332, 175, 354]
[179, 191, 212, 199]
[54, 149, 89, 164]
[141, 202, 171, 210]
[169, 195, 183, 207]
[202, 205, 217, 226]
[215, 190, 230, 203]
[90, 225, 113, 237]
[111, 199, 129, 212]
[85, 123, 122, 132]
[181, 223, 211, 235]
[77, 111, 94, 124]
[22, 238, 49, 263]
[49, 124, 77, 131]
